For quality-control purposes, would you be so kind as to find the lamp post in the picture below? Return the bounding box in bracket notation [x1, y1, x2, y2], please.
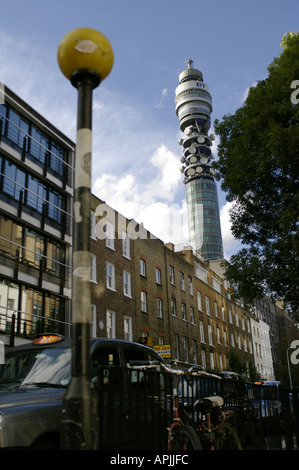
[57, 27, 113, 450]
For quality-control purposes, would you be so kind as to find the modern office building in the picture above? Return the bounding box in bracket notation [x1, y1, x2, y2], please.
[0, 85, 74, 346]
[175, 60, 224, 261]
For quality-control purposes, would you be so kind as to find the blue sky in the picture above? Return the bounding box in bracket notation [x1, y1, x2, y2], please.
[0, 0, 298, 258]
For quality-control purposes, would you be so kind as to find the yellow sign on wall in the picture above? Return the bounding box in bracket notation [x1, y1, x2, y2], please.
[153, 345, 171, 358]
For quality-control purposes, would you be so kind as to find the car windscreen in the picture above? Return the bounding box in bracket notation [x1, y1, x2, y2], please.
[0, 346, 71, 388]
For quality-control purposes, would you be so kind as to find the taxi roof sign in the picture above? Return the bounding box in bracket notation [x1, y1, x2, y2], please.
[32, 334, 65, 345]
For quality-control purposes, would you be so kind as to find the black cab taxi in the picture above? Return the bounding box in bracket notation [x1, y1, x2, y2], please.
[0, 333, 166, 450]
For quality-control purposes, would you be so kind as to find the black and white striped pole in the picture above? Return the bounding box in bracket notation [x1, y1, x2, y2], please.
[58, 27, 113, 450]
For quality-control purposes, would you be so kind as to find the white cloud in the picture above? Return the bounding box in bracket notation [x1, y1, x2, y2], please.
[92, 143, 188, 243]
[220, 201, 242, 259]
[155, 88, 168, 109]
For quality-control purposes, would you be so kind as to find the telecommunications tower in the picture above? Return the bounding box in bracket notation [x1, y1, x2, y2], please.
[175, 60, 224, 261]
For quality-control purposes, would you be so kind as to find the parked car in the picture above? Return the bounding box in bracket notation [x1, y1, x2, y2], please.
[0, 333, 166, 450]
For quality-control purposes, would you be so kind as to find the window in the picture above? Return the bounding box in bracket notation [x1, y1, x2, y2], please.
[201, 350, 207, 369]
[122, 233, 130, 258]
[221, 306, 225, 321]
[200, 321, 205, 343]
[49, 140, 65, 177]
[205, 296, 211, 316]
[174, 334, 179, 360]
[91, 254, 97, 283]
[213, 277, 222, 293]
[214, 301, 218, 317]
[217, 327, 221, 344]
[140, 259, 146, 277]
[30, 125, 49, 165]
[106, 309, 116, 338]
[27, 175, 47, 213]
[124, 316, 132, 341]
[123, 271, 131, 297]
[224, 330, 228, 347]
[7, 108, 29, 148]
[179, 272, 185, 291]
[106, 262, 115, 290]
[197, 291, 203, 311]
[183, 337, 189, 362]
[156, 267, 162, 285]
[90, 211, 96, 239]
[2, 160, 26, 201]
[188, 277, 193, 296]
[192, 339, 197, 364]
[23, 228, 44, 267]
[169, 265, 175, 284]
[141, 290, 147, 312]
[190, 306, 195, 324]
[208, 324, 213, 345]
[171, 298, 177, 317]
[181, 302, 187, 321]
[48, 190, 62, 223]
[157, 297, 163, 318]
[105, 221, 115, 250]
[210, 352, 214, 370]
[195, 263, 207, 283]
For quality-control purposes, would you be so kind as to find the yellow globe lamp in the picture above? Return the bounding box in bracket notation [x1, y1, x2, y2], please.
[57, 27, 114, 87]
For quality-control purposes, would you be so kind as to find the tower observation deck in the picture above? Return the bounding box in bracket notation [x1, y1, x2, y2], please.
[175, 60, 224, 260]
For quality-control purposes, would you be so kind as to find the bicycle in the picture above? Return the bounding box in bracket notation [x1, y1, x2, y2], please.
[128, 362, 242, 450]
[166, 366, 202, 450]
[128, 361, 202, 450]
[173, 367, 242, 450]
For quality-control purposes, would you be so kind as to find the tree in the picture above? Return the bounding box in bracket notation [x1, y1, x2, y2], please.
[227, 349, 247, 376]
[214, 33, 299, 317]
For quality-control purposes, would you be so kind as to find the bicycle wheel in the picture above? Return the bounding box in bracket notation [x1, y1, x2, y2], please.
[171, 425, 203, 450]
[215, 422, 242, 450]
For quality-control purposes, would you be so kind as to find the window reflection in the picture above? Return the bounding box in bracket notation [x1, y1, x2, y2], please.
[0, 347, 71, 386]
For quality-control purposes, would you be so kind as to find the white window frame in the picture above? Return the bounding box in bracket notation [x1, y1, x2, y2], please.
[140, 259, 146, 277]
[141, 290, 147, 312]
[200, 321, 205, 343]
[208, 324, 213, 345]
[122, 232, 130, 259]
[106, 309, 116, 338]
[124, 315, 132, 341]
[205, 296, 211, 316]
[106, 262, 115, 290]
[105, 221, 115, 250]
[156, 267, 162, 285]
[197, 291, 203, 311]
[123, 270, 132, 297]
[91, 254, 97, 283]
[169, 265, 175, 284]
[157, 297, 163, 318]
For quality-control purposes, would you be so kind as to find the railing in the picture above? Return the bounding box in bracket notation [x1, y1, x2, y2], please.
[95, 366, 299, 450]
[0, 306, 71, 344]
[0, 236, 72, 289]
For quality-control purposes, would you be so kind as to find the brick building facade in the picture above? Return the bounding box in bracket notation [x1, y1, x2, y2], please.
[89, 194, 254, 372]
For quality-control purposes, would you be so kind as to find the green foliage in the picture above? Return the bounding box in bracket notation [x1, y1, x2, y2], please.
[214, 32, 299, 315]
[227, 349, 260, 382]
